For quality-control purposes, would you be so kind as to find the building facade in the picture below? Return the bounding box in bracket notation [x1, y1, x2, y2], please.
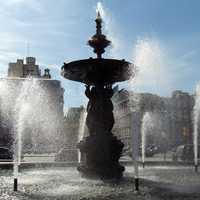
[61, 106, 86, 161]
[112, 88, 195, 155]
[169, 90, 194, 146]
[8, 57, 51, 78]
[0, 57, 65, 154]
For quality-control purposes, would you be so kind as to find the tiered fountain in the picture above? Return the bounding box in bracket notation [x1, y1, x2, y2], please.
[61, 12, 134, 179]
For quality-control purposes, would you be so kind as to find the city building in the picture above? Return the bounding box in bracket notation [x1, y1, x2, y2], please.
[59, 106, 86, 161]
[169, 90, 194, 146]
[112, 87, 195, 155]
[0, 57, 65, 153]
[8, 57, 51, 78]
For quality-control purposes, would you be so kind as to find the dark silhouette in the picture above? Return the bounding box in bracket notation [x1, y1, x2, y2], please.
[85, 85, 114, 135]
[61, 12, 134, 179]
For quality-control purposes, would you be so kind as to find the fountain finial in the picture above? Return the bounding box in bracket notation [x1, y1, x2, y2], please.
[88, 11, 111, 59]
[96, 11, 102, 35]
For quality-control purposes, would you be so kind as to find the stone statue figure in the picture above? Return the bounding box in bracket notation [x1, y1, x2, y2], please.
[85, 84, 114, 135]
[77, 84, 124, 179]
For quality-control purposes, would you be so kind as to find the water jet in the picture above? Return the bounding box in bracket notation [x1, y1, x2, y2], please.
[193, 84, 200, 172]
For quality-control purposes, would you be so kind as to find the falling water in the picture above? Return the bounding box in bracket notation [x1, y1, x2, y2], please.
[96, 2, 121, 58]
[0, 79, 20, 180]
[141, 112, 154, 166]
[77, 108, 87, 163]
[193, 83, 200, 171]
[0, 78, 64, 185]
[128, 38, 172, 96]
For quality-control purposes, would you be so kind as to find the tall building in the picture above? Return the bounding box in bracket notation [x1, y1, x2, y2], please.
[8, 57, 51, 78]
[8, 57, 40, 78]
[169, 90, 194, 146]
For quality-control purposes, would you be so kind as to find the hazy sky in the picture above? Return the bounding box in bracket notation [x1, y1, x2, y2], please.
[0, 0, 199, 108]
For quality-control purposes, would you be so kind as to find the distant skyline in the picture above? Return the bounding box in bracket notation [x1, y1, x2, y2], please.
[0, 0, 199, 107]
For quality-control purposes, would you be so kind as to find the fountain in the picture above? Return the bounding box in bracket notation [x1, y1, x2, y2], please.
[61, 11, 134, 179]
[0, 77, 64, 191]
[193, 83, 200, 172]
[141, 112, 153, 168]
[77, 108, 87, 163]
[141, 114, 146, 168]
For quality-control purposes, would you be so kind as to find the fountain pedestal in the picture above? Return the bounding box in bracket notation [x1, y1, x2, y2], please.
[77, 85, 124, 179]
[77, 133, 124, 179]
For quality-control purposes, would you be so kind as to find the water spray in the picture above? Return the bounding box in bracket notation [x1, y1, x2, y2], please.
[131, 113, 140, 191]
[13, 162, 19, 191]
[78, 108, 87, 163]
[141, 113, 149, 169]
[11, 78, 63, 191]
[193, 84, 200, 173]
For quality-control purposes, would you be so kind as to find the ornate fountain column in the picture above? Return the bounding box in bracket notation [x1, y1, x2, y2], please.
[61, 12, 134, 179]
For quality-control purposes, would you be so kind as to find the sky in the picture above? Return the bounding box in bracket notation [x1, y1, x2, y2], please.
[0, 0, 199, 108]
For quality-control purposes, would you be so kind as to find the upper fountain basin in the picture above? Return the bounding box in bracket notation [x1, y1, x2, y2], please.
[61, 58, 133, 85]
